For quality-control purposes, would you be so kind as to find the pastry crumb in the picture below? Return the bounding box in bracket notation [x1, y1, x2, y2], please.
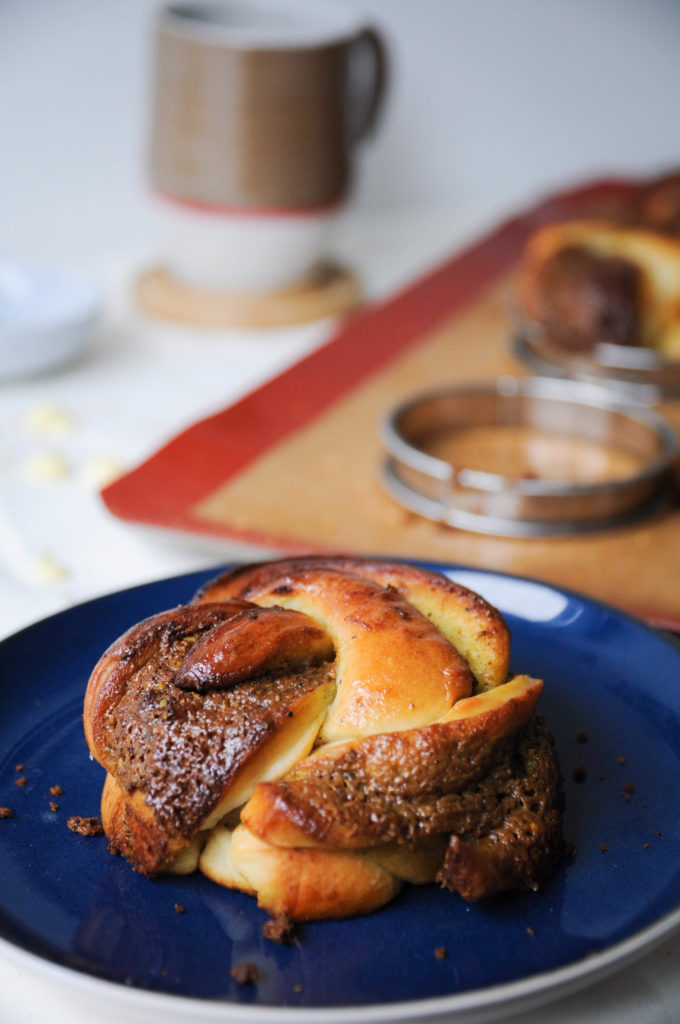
[50, 785, 64, 796]
[0, 807, 14, 819]
[434, 946, 448, 959]
[15, 776, 27, 788]
[67, 816, 103, 836]
[263, 914, 295, 944]
[174, 903, 185, 914]
[49, 802, 59, 812]
[230, 962, 258, 985]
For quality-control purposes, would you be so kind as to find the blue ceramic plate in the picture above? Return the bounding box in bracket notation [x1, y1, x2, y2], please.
[0, 564, 679, 1024]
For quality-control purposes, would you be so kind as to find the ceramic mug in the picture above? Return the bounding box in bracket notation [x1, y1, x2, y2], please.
[149, 0, 388, 291]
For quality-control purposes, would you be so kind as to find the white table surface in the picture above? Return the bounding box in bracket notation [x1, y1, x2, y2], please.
[0, 202, 496, 640]
[0, 203, 678, 1024]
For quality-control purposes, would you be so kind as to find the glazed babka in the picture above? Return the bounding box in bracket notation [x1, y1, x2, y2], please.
[517, 220, 680, 358]
[84, 557, 565, 921]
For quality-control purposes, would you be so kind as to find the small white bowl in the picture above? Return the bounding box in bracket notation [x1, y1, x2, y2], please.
[0, 261, 101, 379]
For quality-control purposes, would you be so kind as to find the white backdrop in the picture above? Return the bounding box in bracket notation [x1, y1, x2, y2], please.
[1, 0, 679, 266]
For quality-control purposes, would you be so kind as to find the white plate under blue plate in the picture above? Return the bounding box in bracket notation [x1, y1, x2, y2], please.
[0, 563, 679, 1024]
[0, 260, 100, 378]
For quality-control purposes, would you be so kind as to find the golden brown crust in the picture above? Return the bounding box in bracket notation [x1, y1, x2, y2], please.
[84, 601, 254, 759]
[198, 565, 474, 742]
[241, 676, 543, 850]
[85, 599, 337, 874]
[101, 772, 180, 871]
[195, 556, 511, 691]
[229, 825, 402, 922]
[174, 605, 333, 692]
[101, 773, 206, 873]
[437, 716, 565, 900]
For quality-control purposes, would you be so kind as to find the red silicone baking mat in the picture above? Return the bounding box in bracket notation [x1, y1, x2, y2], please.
[102, 178, 680, 628]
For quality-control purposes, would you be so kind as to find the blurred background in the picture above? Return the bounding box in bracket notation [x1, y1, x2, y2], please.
[2, 0, 680, 267]
[0, 0, 679, 631]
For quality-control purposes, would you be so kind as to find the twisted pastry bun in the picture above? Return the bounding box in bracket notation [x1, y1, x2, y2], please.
[635, 172, 680, 237]
[517, 220, 680, 358]
[84, 557, 565, 921]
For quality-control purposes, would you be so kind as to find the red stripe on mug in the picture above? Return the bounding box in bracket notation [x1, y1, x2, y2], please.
[153, 189, 346, 218]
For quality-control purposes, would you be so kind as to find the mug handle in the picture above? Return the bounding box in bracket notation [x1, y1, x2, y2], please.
[349, 27, 389, 143]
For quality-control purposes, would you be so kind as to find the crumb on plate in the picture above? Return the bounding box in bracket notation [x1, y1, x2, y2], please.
[230, 963, 258, 986]
[67, 816, 103, 836]
[263, 914, 295, 944]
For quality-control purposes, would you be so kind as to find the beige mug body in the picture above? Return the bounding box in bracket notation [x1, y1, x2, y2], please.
[149, 0, 387, 292]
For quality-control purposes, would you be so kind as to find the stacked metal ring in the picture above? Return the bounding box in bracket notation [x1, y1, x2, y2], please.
[379, 377, 678, 537]
[512, 312, 680, 402]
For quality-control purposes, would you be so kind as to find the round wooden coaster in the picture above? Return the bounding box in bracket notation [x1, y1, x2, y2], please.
[134, 261, 362, 328]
